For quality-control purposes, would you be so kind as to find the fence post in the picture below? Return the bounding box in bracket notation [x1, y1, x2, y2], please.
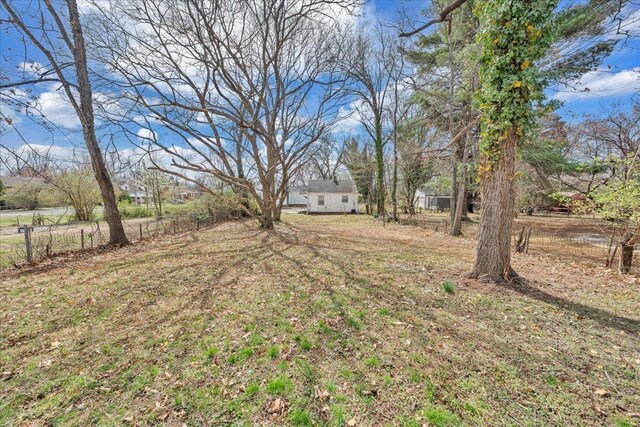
[196, 217, 200, 230]
[24, 226, 33, 263]
[139, 223, 143, 240]
[80, 229, 85, 250]
[17, 216, 20, 227]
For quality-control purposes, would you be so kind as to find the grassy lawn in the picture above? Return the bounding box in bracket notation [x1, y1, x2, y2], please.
[1, 215, 638, 426]
[0, 212, 72, 228]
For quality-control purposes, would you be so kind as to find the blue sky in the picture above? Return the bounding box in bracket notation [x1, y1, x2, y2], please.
[0, 0, 639, 164]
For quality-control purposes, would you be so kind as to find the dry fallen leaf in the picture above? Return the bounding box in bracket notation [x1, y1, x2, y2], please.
[593, 388, 609, 397]
[269, 398, 285, 414]
[347, 418, 357, 426]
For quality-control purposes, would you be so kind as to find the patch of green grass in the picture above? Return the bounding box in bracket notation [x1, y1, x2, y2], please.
[408, 368, 421, 383]
[244, 382, 260, 399]
[227, 354, 237, 365]
[317, 320, 334, 334]
[345, 316, 361, 329]
[365, 357, 379, 368]
[250, 334, 265, 346]
[238, 347, 254, 362]
[296, 336, 312, 351]
[204, 347, 219, 360]
[422, 405, 460, 427]
[266, 375, 293, 395]
[424, 380, 437, 402]
[296, 359, 317, 385]
[383, 374, 393, 386]
[463, 401, 483, 416]
[614, 417, 635, 427]
[289, 408, 313, 426]
[329, 404, 347, 426]
[267, 345, 280, 359]
[378, 307, 390, 316]
[544, 374, 558, 386]
[397, 417, 421, 427]
[442, 281, 455, 294]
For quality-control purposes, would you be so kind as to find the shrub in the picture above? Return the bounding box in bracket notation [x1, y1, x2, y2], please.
[118, 204, 152, 219]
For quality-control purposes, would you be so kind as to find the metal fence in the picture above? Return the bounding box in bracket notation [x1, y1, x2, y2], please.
[2, 212, 238, 268]
[401, 214, 640, 274]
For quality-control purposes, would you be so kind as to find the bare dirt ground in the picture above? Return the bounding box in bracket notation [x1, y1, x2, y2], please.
[1, 215, 638, 426]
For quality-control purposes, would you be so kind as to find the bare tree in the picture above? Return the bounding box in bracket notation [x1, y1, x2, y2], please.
[341, 19, 404, 222]
[87, 0, 357, 229]
[0, 0, 128, 244]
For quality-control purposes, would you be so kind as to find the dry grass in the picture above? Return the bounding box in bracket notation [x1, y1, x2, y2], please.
[1, 214, 639, 426]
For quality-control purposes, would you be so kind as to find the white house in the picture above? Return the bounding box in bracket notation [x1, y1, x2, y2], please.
[307, 179, 359, 214]
[119, 181, 148, 205]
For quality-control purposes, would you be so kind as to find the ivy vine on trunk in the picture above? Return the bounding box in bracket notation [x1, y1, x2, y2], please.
[470, 0, 557, 283]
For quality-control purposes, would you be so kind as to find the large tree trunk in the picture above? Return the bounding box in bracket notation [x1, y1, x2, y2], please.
[469, 130, 518, 282]
[259, 211, 274, 229]
[68, 0, 128, 245]
[619, 226, 639, 274]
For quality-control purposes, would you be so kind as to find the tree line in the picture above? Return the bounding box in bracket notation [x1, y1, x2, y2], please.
[0, 0, 637, 278]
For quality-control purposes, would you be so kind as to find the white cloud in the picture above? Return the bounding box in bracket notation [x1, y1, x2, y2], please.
[0, 103, 22, 126]
[331, 103, 362, 134]
[17, 61, 45, 75]
[137, 128, 157, 141]
[0, 143, 79, 165]
[32, 91, 81, 129]
[553, 68, 640, 102]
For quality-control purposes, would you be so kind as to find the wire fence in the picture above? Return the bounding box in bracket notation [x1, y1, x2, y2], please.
[401, 214, 640, 274]
[2, 212, 239, 268]
[3, 211, 638, 274]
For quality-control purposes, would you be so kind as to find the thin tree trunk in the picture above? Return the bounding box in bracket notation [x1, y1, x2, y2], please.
[67, 0, 128, 245]
[446, 28, 457, 224]
[469, 130, 519, 282]
[450, 135, 469, 236]
[374, 117, 385, 224]
[392, 135, 398, 221]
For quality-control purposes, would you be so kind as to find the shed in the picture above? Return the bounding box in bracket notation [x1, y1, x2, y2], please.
[414, 189, 451, 211]
[307, 179, 358, 214]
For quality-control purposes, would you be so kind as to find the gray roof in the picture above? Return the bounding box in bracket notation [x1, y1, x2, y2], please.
[288, 184, 308, 193]
[119, 180, 146, 192]
[0, 176, 48, 188]
[417, 188, 450, 197]
[307, 179, 357, 193]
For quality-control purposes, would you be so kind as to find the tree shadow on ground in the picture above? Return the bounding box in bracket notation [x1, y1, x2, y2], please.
[506, 278, 640, 335]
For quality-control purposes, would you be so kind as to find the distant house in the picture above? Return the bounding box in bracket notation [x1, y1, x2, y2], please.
[0, 175, 49, 191]
[168, 183, 200, 201]
[414, 189, 450, 211]
[307, 179, 358, 214]
[119, 181, 148, 204]
[284, 184, 307, 207]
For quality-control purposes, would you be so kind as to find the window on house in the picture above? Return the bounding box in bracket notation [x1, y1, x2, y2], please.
[318, 195, 325, 206]
[342, 195, 348, 203]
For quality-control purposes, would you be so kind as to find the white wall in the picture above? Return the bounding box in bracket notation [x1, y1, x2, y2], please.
[307, 192, 358, 213]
